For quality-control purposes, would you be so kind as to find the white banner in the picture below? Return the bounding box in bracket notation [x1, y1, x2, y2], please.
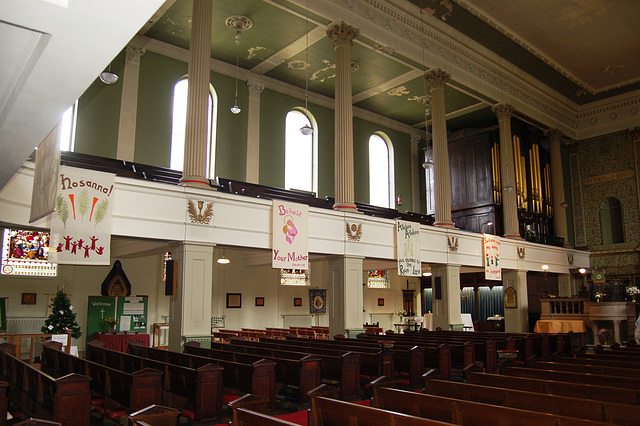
[396, 220, 421, 276]
[483, 234, 501, 280]
[30, 124, 61, 223]
[272, 201, 308, 269]
[50, 166, 114, 265]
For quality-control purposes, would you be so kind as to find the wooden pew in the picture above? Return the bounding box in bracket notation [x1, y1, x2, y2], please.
[423, 378, 640, 425]
[232, 407, 301, 426]
[0, 381, 7, 426]
[530, 360, 640, 377]
[0, 345, 91, 425]
[38, 343, 162, 421]
[184, 342, 321, 407]
[128, 404, 180, 426]
[466, 371, 640, 405]
[309, 396, 452, 426]
[212, 337, 361, 400]
[556, 355, 640, 370]
[128, 343, 277, 410]
[502, 365, 640, 390]
[84, 341, 223, 422]
[372, 386, 608, 425]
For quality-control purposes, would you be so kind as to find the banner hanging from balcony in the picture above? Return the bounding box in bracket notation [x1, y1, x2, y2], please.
[396, 220, 421, 276]
[483, 234, 501, 280]
[272, 201, 308, 270]
[50, 166, 114, 265]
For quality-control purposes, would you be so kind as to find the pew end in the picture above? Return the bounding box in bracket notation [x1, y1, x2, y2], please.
[232, 407, 300, 425]
[128, 404, 180, 426]
[307, 383, 341, 400]
[227, 393, 270, 414]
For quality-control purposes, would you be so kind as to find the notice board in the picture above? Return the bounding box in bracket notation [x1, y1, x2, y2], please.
[87, 295, 148, 339]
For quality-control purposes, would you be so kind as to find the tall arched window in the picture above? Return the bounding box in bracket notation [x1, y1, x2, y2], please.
[285, 108, 317, 194]
[369, 132, 395, 208]
[170, 78, 218, 178]
[59, 100, 78, 151]
[600, 197, 624, 244]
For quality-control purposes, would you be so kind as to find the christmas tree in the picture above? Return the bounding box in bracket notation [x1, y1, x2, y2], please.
[41, 289, 82, 339]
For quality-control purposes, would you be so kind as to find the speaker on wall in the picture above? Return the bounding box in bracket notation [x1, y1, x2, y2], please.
[434, 276, 442, 300]
[165, 260, 177, 295]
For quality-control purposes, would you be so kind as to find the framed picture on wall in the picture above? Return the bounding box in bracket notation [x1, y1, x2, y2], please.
[377, 298, 384, 306]
[293, 297, 302, 307]
[21, 293, 36, 305]
[255, 297, 264, 307]
[226, 293, 242, 308]
[504, 287, 517, 309]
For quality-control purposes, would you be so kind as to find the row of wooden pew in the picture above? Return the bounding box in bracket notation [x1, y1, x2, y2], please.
[214, 326, 330, 342]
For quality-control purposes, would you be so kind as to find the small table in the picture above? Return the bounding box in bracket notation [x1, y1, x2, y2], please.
[94, 332, 150, 352]
[534, 319, 586, 345]
[393, 323, 421, 333]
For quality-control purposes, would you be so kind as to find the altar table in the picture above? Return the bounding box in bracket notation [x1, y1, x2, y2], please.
[94, 332, 150, 352]
[534, 319, 586, 346]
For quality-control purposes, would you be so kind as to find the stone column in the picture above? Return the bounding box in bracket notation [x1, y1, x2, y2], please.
[425, 70, 453, 227]
[168, 243, 214, 351]
[502, 269, 529, 333]
[116, 44, 145, 162]
[180, 0, 212, 188]
[631, 128, 640, 229]
[492, 103, 520, 238]
[431, 264, 462, 330]
[545, 128, 569, 246]
[327, 22, 359, 212]
[245, 80, 265, 184]
[410, 134, 421, 213]
[557, 273, 571, 297]
[328, 255, 364, 337]
[567, 142, 586, 247]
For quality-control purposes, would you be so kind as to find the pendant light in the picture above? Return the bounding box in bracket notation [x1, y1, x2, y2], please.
[99, 63, 119, 85]
[300, 0, 314, 135]
[225, 16, 253, 115]
[217, 249, 230, 264]
[419, 1, 432, 170]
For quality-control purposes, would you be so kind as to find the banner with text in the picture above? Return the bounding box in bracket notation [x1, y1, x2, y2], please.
[50, 166, 114, 265]
[272, 201, 308, 270]
[483, 234, 501, 280]
[396, 220, 421, 276]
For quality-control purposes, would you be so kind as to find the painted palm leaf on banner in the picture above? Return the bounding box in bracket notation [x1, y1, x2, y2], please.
[55, 195, 69, 228]
[77, 189, 89, 221]
[93, 199, 109, 226]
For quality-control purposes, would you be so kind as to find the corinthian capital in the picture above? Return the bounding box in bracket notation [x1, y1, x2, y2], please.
[246, 80, 265, 99]
[326, 22, 359, 48]
[492, 103, 515, 120]
[544, 128, 563, 144]
[424, 69, 450, 89]
[125, 45, 146, 64]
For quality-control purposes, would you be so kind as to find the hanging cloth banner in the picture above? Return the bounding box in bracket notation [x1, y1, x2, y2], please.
[396, 220, 421, 276]
[483, 234, 501, 280]
[272, 201, 308, 270]
[50, 166, 114, 265]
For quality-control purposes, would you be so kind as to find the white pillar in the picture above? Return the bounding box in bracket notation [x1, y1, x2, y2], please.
[545, 128, 569, 246]
[502, 270, 529, 333]
[181, 0, 212, 188]
[493, 103, 520, 238]
[410, 134, 421, 213]
[116, 44, 145, 162]
[168, 243, 214, 351]
[328, 256, 364, 337]
[327, 22, 359, 212]
[431, 264, 462, 330]
[557, 273, 571, 297]
[245, 80, 265, 183]
[424, 70, 453, 227]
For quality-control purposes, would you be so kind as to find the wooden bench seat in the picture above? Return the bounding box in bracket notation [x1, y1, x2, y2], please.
[372, 386, 608, 425]
[502, 365, 640, 390]
[0, 344, 91, 425]
[423, 378, 640, 425]
[556, 355, 640, 369]
[530, 360, 640, 377]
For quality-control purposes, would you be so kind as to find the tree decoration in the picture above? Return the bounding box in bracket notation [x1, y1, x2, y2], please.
[41, 289, 82, 339]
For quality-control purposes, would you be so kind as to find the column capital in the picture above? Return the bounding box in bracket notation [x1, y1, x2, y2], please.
[544, 128, 563, 142]
[410, 134, 421, 147]
[424, 69, 450, 89]
[492, 103, 515, 120]
[125, 44, 146, 64]
[246, 80, 265, 99]
[629, 127, 640, 142]
[326, 22, 359, 48]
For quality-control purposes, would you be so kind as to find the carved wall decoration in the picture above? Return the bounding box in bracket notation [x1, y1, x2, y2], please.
[567, 253, 574, 265]
[188, 200, 213, 224]
[517, 247, 526, 259]
[447, 236, 459, 252]
[346, 222, 363, 241]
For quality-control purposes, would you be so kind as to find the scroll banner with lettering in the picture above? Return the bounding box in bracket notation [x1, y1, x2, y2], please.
[396, 220, 421, 276]
[483, 234, 501, 280]
[272, 201, 308, 270]
[50, 166, 114, 265]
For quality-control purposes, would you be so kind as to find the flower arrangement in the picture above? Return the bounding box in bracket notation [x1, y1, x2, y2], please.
[626, 286, 639, 297]
[597, 328, 613, 346]
[104, 317, 118, 331]
[395, 309, 407, 321]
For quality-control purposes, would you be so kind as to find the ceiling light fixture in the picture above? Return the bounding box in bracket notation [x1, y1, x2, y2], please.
[226, 16, 253, 115]
[300, 0, 314, 136]
[419, 1, 432, 170]
[99, 63, 119, 85]
[217, 249, 230, 264]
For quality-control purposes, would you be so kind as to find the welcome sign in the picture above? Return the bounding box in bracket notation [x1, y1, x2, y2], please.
[483, 234, 501, 280]
[50, 166, 114, 265]
[396, 220, 421, 276]
[272, 201, 308, 270]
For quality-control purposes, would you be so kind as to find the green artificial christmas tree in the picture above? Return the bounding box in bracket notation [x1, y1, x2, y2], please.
[41, 289, 82, 339]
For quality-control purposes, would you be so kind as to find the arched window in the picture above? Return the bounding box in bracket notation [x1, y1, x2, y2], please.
[369, 132, 395, 208]
[170, 78, 218, 178]
[59, 100, 78, 151]
[285, 109, 317, 194]
[600, 197, 624, 244]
